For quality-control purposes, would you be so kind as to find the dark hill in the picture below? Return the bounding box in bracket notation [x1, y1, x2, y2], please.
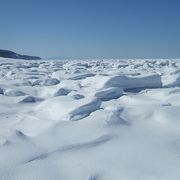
[0, 49, 41, 60]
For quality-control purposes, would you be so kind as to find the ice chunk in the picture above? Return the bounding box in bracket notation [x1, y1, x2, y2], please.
[54, 88, 71, 96]
[104, 74, 162, 90]
[19, 96, 43, 103]
[69, 98, 101, 121]
[68, 73, 95, 80]
[72, 94, 85, 100]
[43, 78, 60, 86]
[4, 89, 26, 96]
[95, 87, 123, 101]
[0, 87, 4, 94]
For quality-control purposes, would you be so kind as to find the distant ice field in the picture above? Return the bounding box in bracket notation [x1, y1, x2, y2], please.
[0, 58, 180, 180]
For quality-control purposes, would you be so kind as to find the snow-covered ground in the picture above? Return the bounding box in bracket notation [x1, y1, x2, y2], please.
[0, 58, 180, 180]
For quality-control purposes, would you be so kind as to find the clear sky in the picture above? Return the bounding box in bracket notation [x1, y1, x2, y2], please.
[0, 0, 180, 58]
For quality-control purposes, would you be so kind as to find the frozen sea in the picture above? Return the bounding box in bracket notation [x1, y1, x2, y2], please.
[0, 58, 180, 180]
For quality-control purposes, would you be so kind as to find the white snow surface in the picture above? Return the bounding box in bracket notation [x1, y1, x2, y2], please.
[0, 58, 180, 180]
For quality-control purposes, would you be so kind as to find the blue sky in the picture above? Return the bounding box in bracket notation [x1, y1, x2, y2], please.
[0, 0, 180, 58]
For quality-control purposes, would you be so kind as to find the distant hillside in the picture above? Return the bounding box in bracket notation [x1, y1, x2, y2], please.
[0, 49, 41, 60]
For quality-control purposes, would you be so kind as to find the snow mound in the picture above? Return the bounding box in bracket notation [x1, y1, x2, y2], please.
[163, 75, 180, 87]
[169, 88, 180, 95]
[106, 108, 129, 126]
[168, 76, 180, 87]
[35, 97, 94, 121]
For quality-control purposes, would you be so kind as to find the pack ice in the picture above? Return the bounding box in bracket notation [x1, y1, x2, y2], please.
[0, 58, 180, 180]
